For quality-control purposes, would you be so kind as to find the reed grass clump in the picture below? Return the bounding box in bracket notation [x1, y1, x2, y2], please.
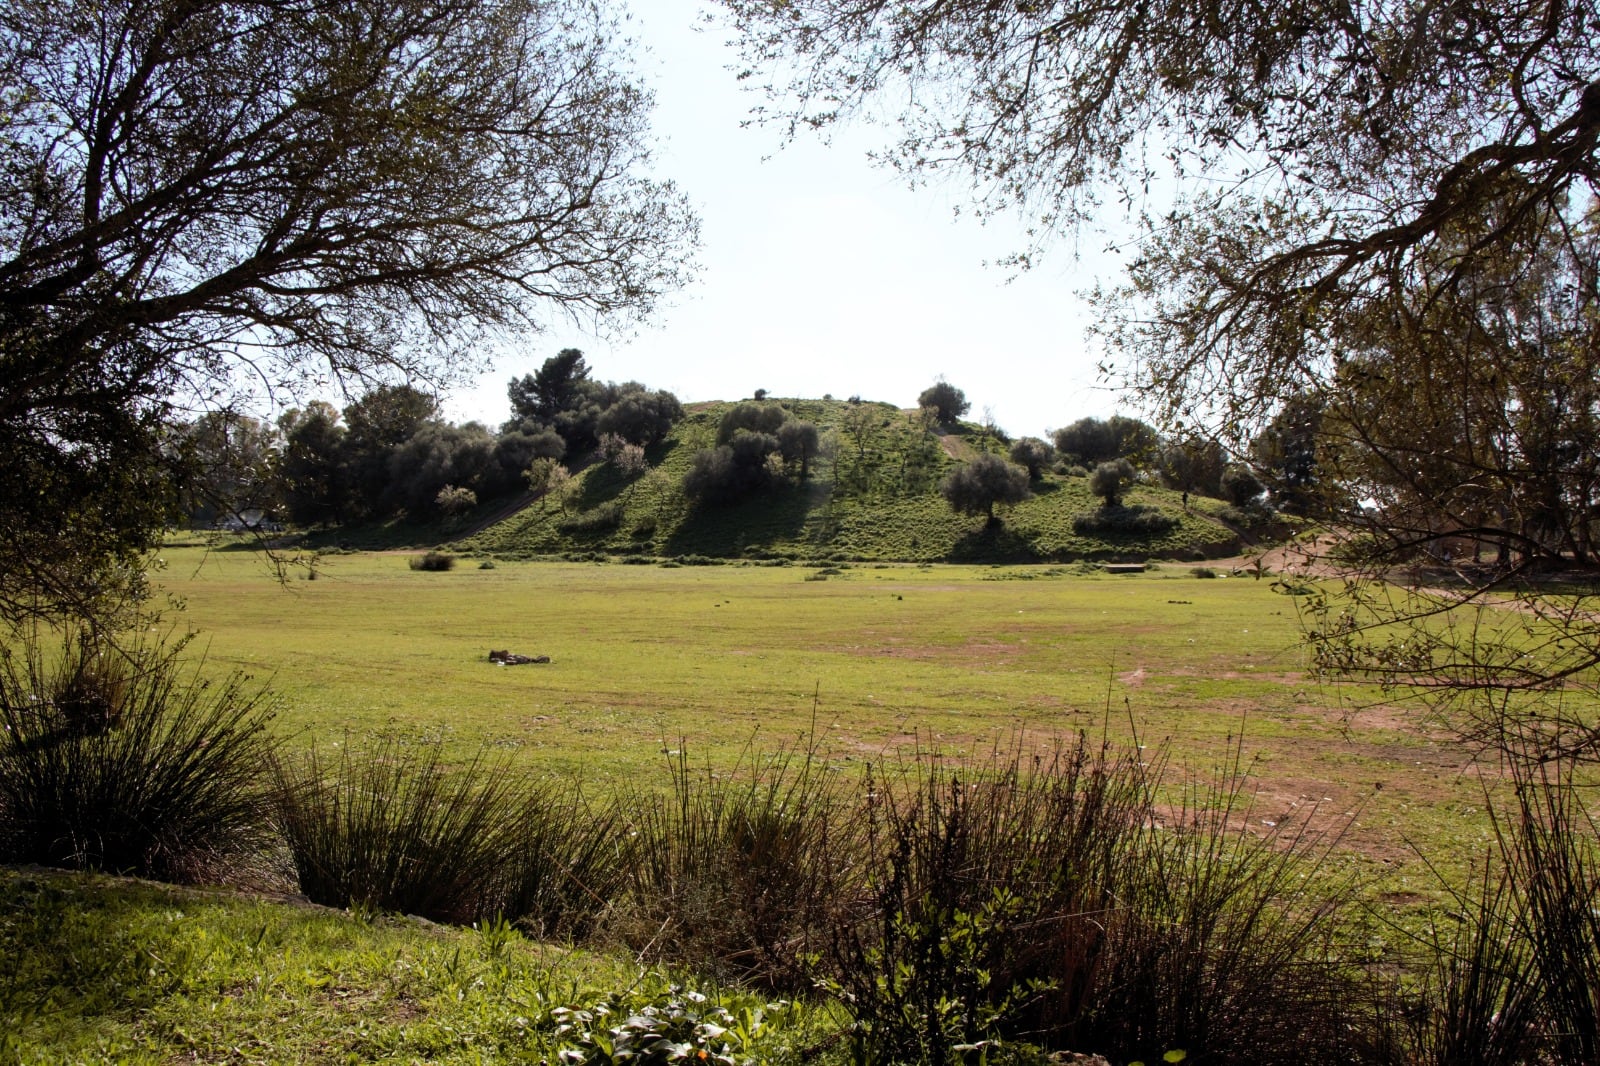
[621, 741, 862, 991]
[0, 630, 278, 882]
[822, 736, 1365, 1065]
[270, 738, 520, 924]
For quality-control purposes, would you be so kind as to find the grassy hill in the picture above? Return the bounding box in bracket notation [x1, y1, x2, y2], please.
[444, 398, 1247, 563]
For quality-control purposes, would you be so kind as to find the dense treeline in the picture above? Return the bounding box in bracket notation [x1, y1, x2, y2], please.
[183, 366, 1290, 534]
[183, 351, 685, 529]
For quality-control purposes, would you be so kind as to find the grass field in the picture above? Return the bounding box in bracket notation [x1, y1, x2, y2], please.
[158, 543, 1500, 892]
[9, 543, 1591, 1064]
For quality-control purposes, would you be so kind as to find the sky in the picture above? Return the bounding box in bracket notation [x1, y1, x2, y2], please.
[442, 0, 1130, 441]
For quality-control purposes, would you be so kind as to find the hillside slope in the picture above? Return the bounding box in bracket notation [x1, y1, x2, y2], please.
[450, 398, 1246, 564]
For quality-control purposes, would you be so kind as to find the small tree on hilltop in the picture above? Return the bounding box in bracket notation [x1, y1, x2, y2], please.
[918, 380, 970, 425]
[1089, 459, 1136, 508]
[941, 453, 1031, 525]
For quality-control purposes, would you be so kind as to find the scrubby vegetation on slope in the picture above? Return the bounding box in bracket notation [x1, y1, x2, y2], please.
[452, 399, 1246, 563]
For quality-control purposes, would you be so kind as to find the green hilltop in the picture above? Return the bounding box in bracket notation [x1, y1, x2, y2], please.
[444, 397, 1248, 564]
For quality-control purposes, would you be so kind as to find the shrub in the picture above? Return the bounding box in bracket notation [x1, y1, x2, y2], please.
[1190, 566, 1219, 578]
[941, 454, 1031, 523]
[409, 551, 455, 571]
[918, 380, 970, 424]
[1072, 505, 1178, 536]
[1374, 753, 1600, 1066]
[434, 483, 477, 516]
[0, 631, 278, 882]
[270, 738, 523, 924]
[559, 500, 624, 534]
[683, 431, 783, 504]
[549, 981, 797, 1066]
[1217, 502, 1276, 530]
[1008, 436, 1056, 479]
[1220, 463, 1266, 507]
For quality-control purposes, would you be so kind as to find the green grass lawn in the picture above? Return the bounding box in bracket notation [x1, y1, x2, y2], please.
[1, 867, 810, 1065]
[156, 544, 1500, 891]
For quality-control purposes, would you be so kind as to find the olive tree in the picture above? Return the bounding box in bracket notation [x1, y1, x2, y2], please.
[0, 0, 697, 626]
[941, 453, 1031, 524]
[1088, 459, 1136, 509]
[1008, 437, 1056, 480]
[918, 381, 970, 425]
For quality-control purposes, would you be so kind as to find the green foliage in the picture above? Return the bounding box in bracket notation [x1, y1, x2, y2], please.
[1158, 438, 1227, 497]
[1053, 416, 1158, 468]
[270, 738, 523, 924]
[717, 402, 791, 445]
[1072, 505, 1178, 537]
[1219, 463, 1265, 507]
[918, 380, 970, 424]
[940, 453, 1032, 522]
[435, 483, 479, 516]
[1088, 458, 1136, 507]
[0, 631, 278, 881]
[622, 743, 858, 991]
[499, 784, 631, 942]
[560, 501, 626, 535]
[410, 550, 457, 571]
[684, 430, 784, 504]
[822, 738, 1365, 1065]
[512, 349, 593, 424]
[446, 399, 1240, 562]
[1250, 396, 1324, 517]
[1008, 436, 1055, 479]
[549, 983, 797, 1066]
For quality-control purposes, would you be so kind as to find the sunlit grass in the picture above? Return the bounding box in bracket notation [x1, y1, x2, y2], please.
[146, 545, 1513, 894]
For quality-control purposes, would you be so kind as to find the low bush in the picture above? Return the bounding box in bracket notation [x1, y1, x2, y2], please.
[0, 631, 278, 882]
[409, 551, 455, 571]
[559, 501, 624, 534]
[1072, 505, 1178, 537]
[1373, 751, 1600, 1066]
[1217, 502, 1277, 530]
[548, 980, 802, 1066]
[499, 785, 631, 941]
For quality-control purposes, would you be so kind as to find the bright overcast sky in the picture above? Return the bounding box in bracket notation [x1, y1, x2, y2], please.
[443, 0, 1133, 441]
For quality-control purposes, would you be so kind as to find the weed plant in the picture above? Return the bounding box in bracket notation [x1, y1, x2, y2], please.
[1374, 747, 1600, 1066]
[0, 630, 278, 882]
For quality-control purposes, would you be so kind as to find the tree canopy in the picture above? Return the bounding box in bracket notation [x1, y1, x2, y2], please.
[941, 453, 1031, 522]
[918, 381, 970, 425]
[1, 0, 697, 625]
[723, 0, 1600, 752]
